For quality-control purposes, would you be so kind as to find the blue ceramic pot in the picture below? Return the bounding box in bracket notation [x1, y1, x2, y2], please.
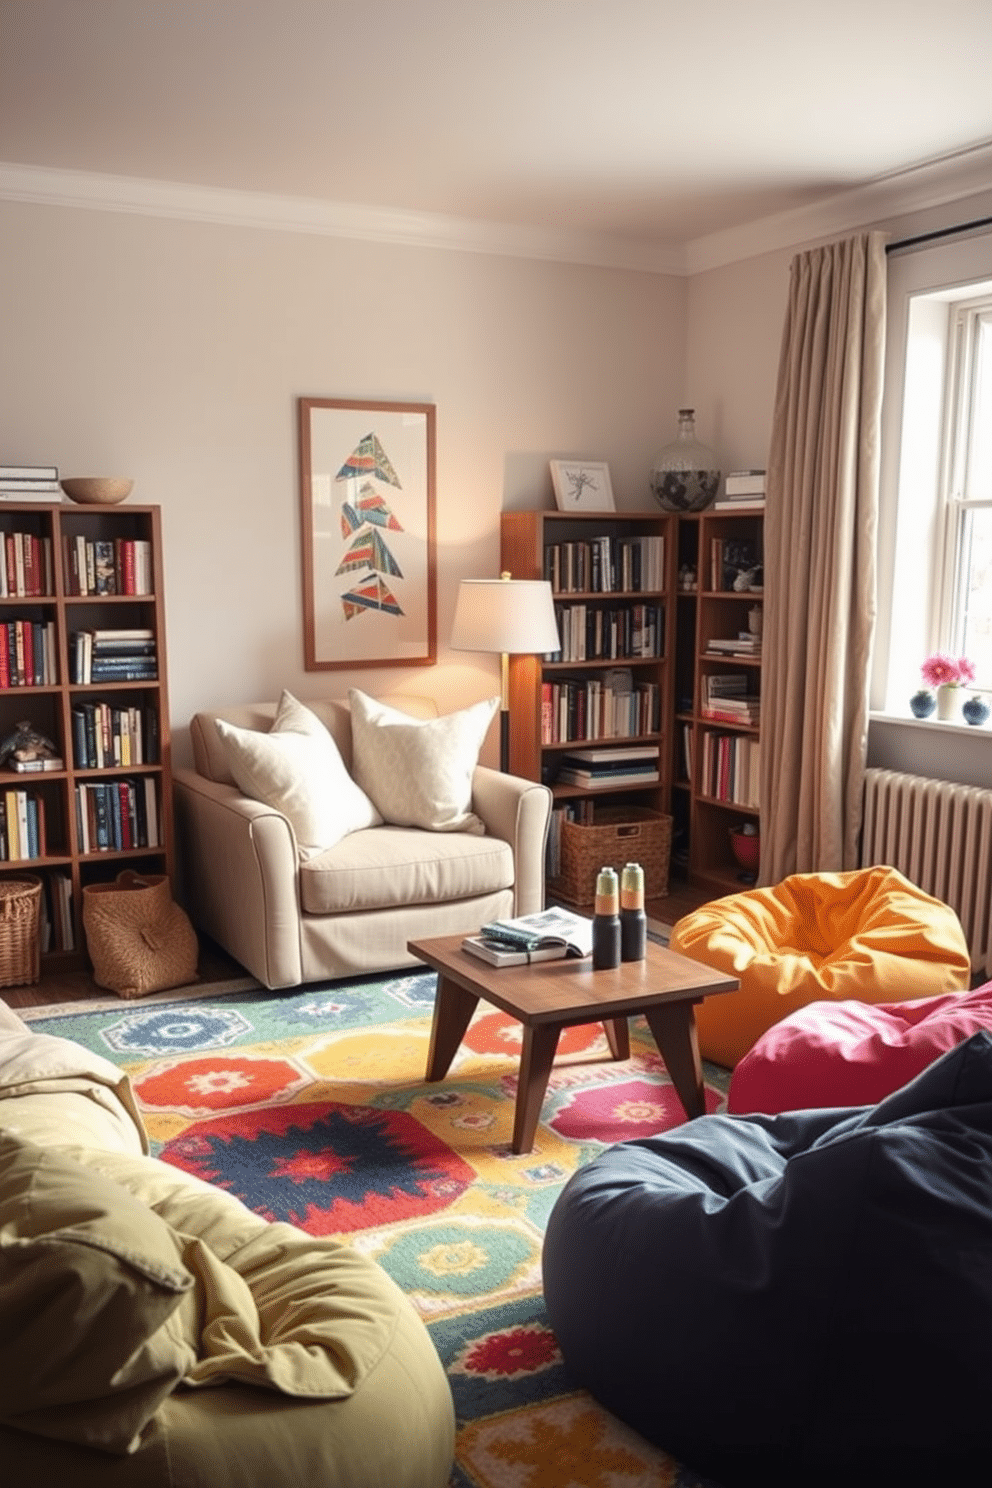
[962, 695, 991, 726]
[909, 689, 936, 719]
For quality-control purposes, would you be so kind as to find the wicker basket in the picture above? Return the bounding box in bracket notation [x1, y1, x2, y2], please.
[556, 807, 672, 906]
[0, 875, 42, 987]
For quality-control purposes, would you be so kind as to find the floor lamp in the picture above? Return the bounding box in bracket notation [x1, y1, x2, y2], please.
[451, 572, 561, 772]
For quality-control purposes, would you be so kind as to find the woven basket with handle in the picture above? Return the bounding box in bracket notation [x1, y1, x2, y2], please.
[83, 869, 198, 999]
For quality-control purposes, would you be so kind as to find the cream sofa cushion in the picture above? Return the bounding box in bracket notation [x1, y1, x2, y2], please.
[0, 1132, 196, 1455]
[215, 691, 380, 857]
[348, 689, 498, 833]
[300, 825, 514, 915]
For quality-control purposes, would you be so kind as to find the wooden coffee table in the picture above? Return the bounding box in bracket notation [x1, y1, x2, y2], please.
[408, 934, 739, 1154]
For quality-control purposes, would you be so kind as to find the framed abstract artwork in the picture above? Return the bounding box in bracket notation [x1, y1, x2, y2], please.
[549, 458, 615, 512]
[299, 398, 437, 669]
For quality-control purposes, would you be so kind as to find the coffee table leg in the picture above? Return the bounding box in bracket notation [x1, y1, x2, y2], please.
[426, 975, 479, 1081]
[512, 1023, 562, 1155]
[642, 1003, 705, 1119]
[603, 1018, 630, 1060]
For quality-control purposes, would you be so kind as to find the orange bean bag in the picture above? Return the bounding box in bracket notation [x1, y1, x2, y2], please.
[669, 866, 971, 1067]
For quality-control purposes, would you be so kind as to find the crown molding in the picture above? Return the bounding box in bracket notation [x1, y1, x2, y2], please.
[0, 161, 684, 276]
[1, 145, 990, 279]
[683, 141, 992, 273]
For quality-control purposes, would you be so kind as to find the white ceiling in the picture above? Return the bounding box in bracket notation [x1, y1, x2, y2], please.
[2, 0, 992, 269]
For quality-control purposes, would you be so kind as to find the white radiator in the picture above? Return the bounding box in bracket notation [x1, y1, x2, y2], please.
[861, 768, 992, 977]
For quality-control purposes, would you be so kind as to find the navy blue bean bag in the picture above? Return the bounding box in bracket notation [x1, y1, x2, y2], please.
[542, 1032, 992, 1488]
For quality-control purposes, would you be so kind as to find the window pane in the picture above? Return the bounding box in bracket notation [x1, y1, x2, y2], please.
[959, 505, 992, 686]
[968, 315, 992, 501]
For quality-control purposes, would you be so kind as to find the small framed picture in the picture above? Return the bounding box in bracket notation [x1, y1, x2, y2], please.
[550, 459, 615, 513]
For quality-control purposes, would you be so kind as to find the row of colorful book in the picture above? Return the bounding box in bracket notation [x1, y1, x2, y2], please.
[61, 534, 153, 597]
[0, 619, 58, 687]
[549, 601, 664, 662]
[71, 700, 160, 769]
[75, 778, 160, 854]
[540, 674, 660, 745]
[544, 534, 666, 595]
[0, 530, 54, 597]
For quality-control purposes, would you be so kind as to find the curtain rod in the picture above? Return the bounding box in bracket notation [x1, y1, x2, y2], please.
[886, 214, 992, 254]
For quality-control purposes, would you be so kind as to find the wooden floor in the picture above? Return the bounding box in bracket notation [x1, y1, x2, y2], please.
[1, 879, 713, 1011]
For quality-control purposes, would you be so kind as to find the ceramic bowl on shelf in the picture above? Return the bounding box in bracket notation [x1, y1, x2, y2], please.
[729, 825, 760, 877]
[59, 477, 133, 505]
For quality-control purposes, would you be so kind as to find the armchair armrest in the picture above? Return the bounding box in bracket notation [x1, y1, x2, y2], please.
[470, 766, 552, 916]
[173, 767, 304, 989]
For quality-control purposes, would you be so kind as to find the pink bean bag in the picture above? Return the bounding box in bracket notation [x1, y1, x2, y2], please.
[728, 980, 992, 1114]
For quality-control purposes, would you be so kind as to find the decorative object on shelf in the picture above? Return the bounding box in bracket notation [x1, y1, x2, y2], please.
[677, 563, 697, 591]
[748, 604, 763, 637]
[649, 408, 720, 513]
[298, 397, 436, 670]
[920, 652, 975, 721]
[0, 719, 59, 767]
[962, 693, 991, 726]
[729, 822, 760, 883]
[450, 571, 561, 772]
[549, 459, 615, 513]
[909, 689, 936, 718]
[59, 477, 133, 505]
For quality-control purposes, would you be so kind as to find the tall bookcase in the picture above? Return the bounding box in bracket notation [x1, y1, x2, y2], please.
[500, 509, 675, 892]
[672, 506, 764, 893]
[0, 502, 173, 973]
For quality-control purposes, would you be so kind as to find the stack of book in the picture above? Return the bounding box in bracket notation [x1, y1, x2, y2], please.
[714, 469, 766, 509]
[700, 673, 760, 726]
[706, 630, 762, 660]
[0, 464, 62, 502]
[462, 907, 593, 966]
[71, 700, 159, 768]
[556, 743, 660, 790]
[71, 629, 158, 684]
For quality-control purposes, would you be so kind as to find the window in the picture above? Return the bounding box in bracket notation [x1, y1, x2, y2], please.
[939, 298, 992, 683]
[875, 237, 992, 717]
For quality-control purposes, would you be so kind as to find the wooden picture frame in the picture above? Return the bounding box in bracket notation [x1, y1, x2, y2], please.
[299, 397, 437, 670]
[549, 458, 615, 513]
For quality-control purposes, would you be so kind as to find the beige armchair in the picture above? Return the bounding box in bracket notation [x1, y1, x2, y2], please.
[174, 693, 551, 990]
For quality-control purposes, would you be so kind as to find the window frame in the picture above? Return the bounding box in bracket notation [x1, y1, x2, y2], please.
[936, 297, 992, 664]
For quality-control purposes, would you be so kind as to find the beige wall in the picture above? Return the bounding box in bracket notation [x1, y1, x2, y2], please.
[4, 186, 990, 785]
[1, 199, 684, 767]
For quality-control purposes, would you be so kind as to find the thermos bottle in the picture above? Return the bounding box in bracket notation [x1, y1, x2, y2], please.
[620, 862, 647, 961]
[592, 867, 621, 969]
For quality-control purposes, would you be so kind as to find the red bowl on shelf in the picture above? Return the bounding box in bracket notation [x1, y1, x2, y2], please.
[729, 827, 760, 875]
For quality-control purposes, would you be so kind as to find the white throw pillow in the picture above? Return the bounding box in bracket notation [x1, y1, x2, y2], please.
[348, 688, 499, 833]
[215, 691, 381, 857]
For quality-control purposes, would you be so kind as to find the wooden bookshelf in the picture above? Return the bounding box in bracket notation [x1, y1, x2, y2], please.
[0, 502, 173, 971]
[672, 506, 764, 894]
[501, 508, 675, 898]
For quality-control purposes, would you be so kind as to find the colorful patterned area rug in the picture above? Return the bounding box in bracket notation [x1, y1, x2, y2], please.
[29, 970, 730, 1488]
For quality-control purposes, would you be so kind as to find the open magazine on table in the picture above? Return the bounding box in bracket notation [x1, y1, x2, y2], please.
[462, 907, 593, 967]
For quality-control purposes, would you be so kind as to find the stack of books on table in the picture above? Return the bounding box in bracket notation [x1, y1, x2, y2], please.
[0, 464, 62, 502]
[462, 907, 593, 967]
[556, 743, 660, 789]
[700, 673, 761, 726]
[714, 469, 766, 509]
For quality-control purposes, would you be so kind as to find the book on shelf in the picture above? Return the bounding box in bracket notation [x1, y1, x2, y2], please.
[557, 768, 661, 789]
[723, 470, 766, 497]
[9, 755, 63, 773]
[463, 907, 593, 966]
[713, 497, 765, 510]
[0, 465, 58, 481]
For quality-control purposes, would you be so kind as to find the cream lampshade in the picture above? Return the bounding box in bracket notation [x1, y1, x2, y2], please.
[451, 572, 560, 771]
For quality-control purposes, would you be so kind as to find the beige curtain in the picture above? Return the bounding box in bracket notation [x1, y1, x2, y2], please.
[758, 232, 887, 884]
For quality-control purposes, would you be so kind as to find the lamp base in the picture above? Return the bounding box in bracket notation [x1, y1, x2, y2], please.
[499, 707, 510, 773]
